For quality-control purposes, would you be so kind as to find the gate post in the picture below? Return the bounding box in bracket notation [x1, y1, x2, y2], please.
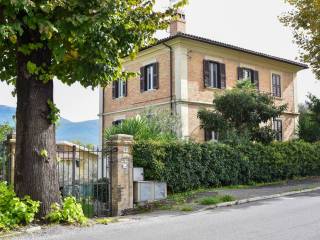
[108, 134, 133, 216]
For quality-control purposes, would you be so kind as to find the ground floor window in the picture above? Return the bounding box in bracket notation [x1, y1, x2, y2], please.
[273, 119, 283, 141]
[204, 129, 219, 142]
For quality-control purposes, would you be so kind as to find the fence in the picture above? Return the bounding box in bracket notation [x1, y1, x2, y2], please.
[0, 142, 6, 182]
[57, 144, 114, 217]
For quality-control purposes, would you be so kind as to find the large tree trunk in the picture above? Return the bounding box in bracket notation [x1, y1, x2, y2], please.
[14, 29, 60, 217]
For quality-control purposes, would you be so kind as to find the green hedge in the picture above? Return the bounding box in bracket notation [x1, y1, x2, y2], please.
[132, 140, 320, 192]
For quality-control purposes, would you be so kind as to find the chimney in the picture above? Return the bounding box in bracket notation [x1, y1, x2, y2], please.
[169, 0, 186, 36]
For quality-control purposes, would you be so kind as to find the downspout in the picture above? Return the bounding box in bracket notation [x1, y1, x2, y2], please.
[163, 43, 174, 115]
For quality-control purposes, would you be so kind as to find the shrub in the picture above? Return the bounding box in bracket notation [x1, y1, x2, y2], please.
[105, 108, 180, 142]
[46, 197, 87, 225]
[133, 140, 320, 193]
[0, 182, 40, 231]
[199, 195, 235, 205]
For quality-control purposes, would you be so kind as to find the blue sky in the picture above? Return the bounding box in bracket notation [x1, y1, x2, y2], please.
[0, 0, 319, 121]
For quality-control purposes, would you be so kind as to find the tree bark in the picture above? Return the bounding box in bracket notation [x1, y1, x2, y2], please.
[14, 28, 60, 217]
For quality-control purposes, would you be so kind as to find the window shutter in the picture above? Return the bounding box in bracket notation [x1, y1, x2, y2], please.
[253, 70, 259, 90]
[238, 67, 244, 80]
[204, 129, 212, 142]
[140, 67, 145, 92]
[203, 60, 210, 88]
[219, 63, 226, 89]
[153, 62, 159, 89]
[112, 81, 118, 99]
[123, 80, 128, 97]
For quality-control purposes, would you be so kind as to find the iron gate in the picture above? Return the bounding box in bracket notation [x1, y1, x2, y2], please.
[57, 144, 114, 217]
[0, 142, 6, 182]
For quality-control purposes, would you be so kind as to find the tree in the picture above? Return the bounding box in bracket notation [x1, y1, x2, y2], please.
[280, 0, 320, 79]
[198, 81, 287, 144]
[0, 0, 186, 217]
[298, 94, 320, 142]
[0, 123, 12, 143]
[105, 108, 181, 141]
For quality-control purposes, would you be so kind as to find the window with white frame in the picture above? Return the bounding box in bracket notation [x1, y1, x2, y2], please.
[112, 79, 127, 99]
[204, 129, 219, 142]
[140, 63, 159, 92]
[203, 60, 226, 89]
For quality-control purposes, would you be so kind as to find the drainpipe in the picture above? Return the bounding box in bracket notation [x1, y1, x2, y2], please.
[163, 43, 174, 115]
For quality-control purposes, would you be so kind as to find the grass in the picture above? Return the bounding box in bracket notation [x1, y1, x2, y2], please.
[179, 205, 193, 212]
[96, 218, 118, 225]
[199, 195, 235, 206]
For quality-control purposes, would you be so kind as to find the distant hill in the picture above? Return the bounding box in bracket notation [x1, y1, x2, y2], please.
[0, 105, 99, 145]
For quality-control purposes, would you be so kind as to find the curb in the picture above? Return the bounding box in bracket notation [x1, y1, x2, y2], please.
[202, 186, 320, 211]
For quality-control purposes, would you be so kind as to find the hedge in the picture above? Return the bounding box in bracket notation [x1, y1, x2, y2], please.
[132, 140, 320, 192]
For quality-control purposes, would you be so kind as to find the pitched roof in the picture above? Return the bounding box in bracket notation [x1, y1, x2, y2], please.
[143, 32, 308, 69]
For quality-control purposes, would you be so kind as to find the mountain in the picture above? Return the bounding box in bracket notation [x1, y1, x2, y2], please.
[0, 105, 99, 145]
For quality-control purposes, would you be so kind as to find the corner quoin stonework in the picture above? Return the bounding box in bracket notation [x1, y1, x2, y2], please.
[107, 134, 134, 216]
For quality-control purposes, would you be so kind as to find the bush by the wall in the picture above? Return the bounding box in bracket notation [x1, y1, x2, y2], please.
[133, 140, 320, 193]
[0, 182, 40, 231]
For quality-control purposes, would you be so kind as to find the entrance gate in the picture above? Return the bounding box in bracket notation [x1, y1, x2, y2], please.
[57, 144, 115, 217]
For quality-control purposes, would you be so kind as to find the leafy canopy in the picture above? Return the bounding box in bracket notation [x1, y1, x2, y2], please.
[298, 94, 320, 142]
[198, 81, 287, 144]
[280, 0, 320, 79]
[0, 0, 186, 87]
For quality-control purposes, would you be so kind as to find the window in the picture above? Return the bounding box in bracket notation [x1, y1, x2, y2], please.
[272, 74, 281, 97]
[112, 80, 127, 99]
[112, 119, 124, 126]
[203, 60, 226, 89]
[273, 119, 283, 141]
[76, 159, 80, 168]
[238, 67, 259, 89]
[140, 63, 159, 92]
[204, 129, 219, 142]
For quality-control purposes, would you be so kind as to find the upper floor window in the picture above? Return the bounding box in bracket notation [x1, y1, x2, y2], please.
[272, 73, 281, 98]
[273, 119, 283, 141]
[140, 63, 159, 92]
[203, 60, 226, 89]
[238, 67, 259, 89]
[112, 79, 127, 99]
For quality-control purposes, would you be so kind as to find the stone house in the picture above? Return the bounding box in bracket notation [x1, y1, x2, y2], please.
[4, 134, 98, 186]
[99, 9, 308, 144]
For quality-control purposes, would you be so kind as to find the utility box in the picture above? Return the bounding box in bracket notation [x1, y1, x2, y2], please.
[133, 168, 144, 181]
[133, 181, 167, 203]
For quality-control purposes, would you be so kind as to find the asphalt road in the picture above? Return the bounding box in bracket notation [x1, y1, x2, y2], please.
[13, 190, 320, 240]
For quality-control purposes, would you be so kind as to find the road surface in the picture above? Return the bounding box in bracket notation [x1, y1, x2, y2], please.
[13, 190, 320, 240]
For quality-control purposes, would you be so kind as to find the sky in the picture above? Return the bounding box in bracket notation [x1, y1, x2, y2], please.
[0, 0, 319, 122]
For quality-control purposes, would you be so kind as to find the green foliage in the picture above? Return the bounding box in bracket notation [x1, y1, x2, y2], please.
[0, 0, 187, 87]
[0, 123, 12, 143]
[298, 94, 320, 142]
[280, 0, 319, 79]
[105, 108, 180, 141]
[0, 182, 40, 231]
[46, 197, 87, 225]
[47, 99, 60, 125]
[199, 195, 235, 205]
[198, 80, 287, 144]
[133, 140, 320, 193]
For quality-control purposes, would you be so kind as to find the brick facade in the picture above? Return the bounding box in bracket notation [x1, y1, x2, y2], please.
[100, 36, 305, 143]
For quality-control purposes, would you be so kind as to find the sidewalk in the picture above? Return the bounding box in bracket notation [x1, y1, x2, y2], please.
[217, 177, 320, 201]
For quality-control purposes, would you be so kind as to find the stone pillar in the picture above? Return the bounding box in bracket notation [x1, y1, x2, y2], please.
[107, 134, 134, 216]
